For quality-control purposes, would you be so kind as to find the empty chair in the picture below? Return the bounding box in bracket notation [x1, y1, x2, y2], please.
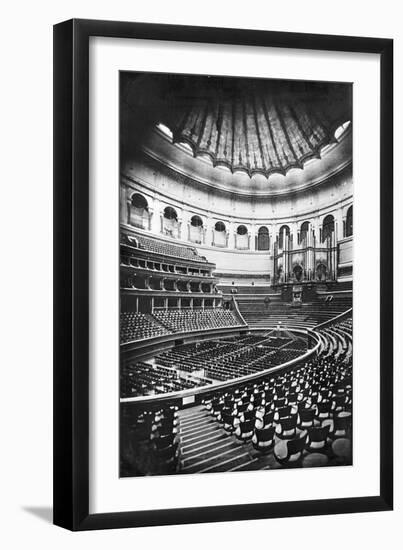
[331, 437, 352, 463]
[255, 410, 275, 430]
[306, 425, 330, 452]
[235, 418, 255, 442]
[274, 434, 307, 466]
[252, 425, 276, 453]
[316, 400, 332, 422]
[274, 397, 288, 409]
[325, 411, 352, 440]
[298, 407, 316, 429]
[274, 405, 292, 422]
[276, 414, 298, 439]
[332, 394, 348, 413]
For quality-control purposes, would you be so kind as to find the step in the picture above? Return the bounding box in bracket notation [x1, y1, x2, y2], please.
[185, 446, 250, 474]
[181, 440, 238, 469]
[180, 424, 221, 443]
[181, 430, 227, 451]
[181, 432, 231, 455]
[198, 450, 251, 473]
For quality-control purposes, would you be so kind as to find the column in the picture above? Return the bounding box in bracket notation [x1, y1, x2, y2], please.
[228, 222, 235, 249]
[250, 224, 256, 251]
[120, 184, 128, 225]
[148, 208, 153, 231]
[151, 198, 161, 234]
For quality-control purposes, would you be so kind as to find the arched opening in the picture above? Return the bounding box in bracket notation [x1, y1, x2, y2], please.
[293, 264, 303, 282]
[300, 221, 310, 244]
[214, 221, 227, 247]
[257, 226, 270, 251]
[316, 263, 327, 281]
[129, 193, 149, 229]
[322, 215, 335, 243]
[163, 206, 179, 238]
[236, 225, 248, 250]
[278, 225, 290, 249]
[346, 206, 353, 237]
[189, 215, 203, 244]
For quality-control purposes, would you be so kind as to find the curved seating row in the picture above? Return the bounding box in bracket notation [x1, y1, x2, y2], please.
[121, 317, 352, 474]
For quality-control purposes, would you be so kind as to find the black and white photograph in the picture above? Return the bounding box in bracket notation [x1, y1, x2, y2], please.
[119, 72, 353, 477]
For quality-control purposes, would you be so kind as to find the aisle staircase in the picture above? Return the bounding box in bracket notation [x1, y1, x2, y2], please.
[177, 406, 276, 473]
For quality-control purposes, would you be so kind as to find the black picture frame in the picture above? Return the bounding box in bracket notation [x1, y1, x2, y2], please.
[53, 18, 393, 531]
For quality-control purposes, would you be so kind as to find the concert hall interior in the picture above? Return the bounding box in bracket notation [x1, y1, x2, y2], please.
[119, 72, 353, 476]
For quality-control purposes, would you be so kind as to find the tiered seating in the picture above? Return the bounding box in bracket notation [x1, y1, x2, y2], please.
[121, 362, 211, 398]
[201, 317, 352, 469]
[120, 308, 242, 344]
[237, 296, 352, 329]
[152, 309, 240, 333]
[133, 234, 206, 262]
[120, 312, 171, 343]
[157, 334, 303, 382]
[121, 317, 353, 475]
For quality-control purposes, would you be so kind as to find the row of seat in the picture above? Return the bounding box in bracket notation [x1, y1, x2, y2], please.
[153, 309, 240, 333]
[120, 316, 352, 475]
[121, 362, 211, 398]
[237, 297, 352, 329]
[202, 319, 352, 467]
[126, 233, 207, 263]
[120, 312, 171, 343]
[156, 334, 301, 382]
[120, 308, 241, 343]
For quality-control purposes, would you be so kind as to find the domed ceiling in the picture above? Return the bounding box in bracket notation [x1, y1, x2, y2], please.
[121, 73, 352, 191]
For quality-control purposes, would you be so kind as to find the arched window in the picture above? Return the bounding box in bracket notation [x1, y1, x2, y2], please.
[129, 193, 149, 229]
[215, 221, 226, 232]
[191, 215, 203, 227]
[163, 206, 179, 238]
[236, 225, 248, 250]
[214, 221, 227, 247]
[322, 215, 335, 242]
[189, 215, 203, 244]
[346, 206, 353, 237]
[316, 263, 327, 281]
[278, 225, 290, 249]
[164, 206, 178, 221]
[300, 221, 310, 244]
[257, 226, 270, 250]
[293, 264, 303, 282]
